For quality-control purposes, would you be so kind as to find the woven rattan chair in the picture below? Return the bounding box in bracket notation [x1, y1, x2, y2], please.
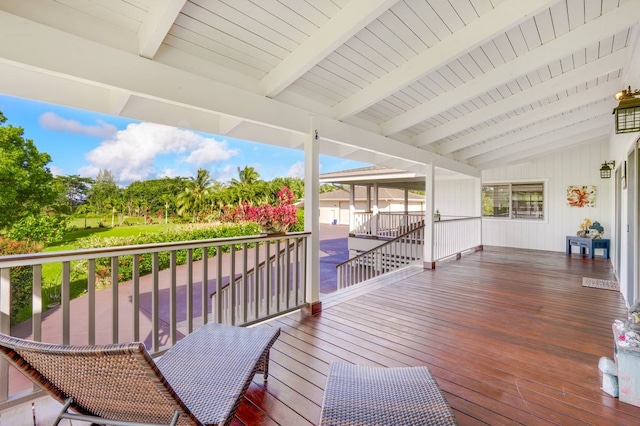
[319, 361, 458, 426]
[0, 322, 280, 426]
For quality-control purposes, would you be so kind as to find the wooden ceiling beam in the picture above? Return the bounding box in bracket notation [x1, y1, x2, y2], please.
[411, 48, 628, 146]
[260, 0, 399, 98]
[331, 0, 560, 120]
[382, 1, 640, 137]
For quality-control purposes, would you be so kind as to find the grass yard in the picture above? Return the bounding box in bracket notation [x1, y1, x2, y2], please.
[28, 223, 180, 321]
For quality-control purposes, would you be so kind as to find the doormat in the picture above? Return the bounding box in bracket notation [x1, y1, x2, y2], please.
[582, 277, 620, 291]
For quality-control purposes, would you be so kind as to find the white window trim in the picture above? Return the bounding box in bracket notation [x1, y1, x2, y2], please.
[482, 179, 549, 224]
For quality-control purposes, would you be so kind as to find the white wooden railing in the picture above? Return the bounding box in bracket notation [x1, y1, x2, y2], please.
[351, 212, 425, 239]
[339, 216, 482, 288]
[0, 232, 309, 407]
[351, 212, 374, 235]
[433, 216, 482, 261]
[337, 226, 424, 289]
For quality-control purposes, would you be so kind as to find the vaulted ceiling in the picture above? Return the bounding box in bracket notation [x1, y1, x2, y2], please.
[0, 0, 638, 177]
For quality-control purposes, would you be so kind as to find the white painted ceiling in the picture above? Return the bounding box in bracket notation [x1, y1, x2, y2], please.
[0, 0, 638, 177]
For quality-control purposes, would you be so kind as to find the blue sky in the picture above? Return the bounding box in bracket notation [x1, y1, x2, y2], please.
[0, 94, 368, 185]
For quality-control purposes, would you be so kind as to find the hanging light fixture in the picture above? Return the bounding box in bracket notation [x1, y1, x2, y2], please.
[600, 161, 615, 179]
[613, 86, 640, 133]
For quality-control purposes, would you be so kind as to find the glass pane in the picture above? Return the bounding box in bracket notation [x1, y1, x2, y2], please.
[482, 184, 510, 217]
[512, 183, 544, 219]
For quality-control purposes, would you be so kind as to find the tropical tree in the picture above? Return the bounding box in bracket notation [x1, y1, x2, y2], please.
[176, 169, 214, 222]
[88, 169, 119, 215]
[55, 174, 94, 213]
[123, 177, 188, 215]
[0, 111, 56, 230]
[230, 166, 260, 188]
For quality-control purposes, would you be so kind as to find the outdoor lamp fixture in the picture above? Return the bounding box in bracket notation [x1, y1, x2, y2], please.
[600, 161, 615, 179]
[613, 86, 640, 133]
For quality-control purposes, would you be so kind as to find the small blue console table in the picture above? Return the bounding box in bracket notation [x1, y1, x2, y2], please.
[566, 236, 610, 259]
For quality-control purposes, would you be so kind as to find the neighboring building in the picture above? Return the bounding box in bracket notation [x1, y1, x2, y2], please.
[299, 185, 424, 225]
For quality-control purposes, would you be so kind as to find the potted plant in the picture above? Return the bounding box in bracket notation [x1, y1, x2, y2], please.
[434, 209, 441, 221]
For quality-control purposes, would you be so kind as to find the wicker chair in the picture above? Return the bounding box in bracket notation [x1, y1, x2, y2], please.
[319, 361, 458, 426]
[0, 322, 280, 426]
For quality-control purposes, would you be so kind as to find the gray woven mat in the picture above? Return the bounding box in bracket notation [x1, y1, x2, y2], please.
[582, 277, 619, 291]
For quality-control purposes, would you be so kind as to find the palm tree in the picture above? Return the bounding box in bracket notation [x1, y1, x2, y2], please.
[230, 166, 260, 188]
[176, 169, 213, 222]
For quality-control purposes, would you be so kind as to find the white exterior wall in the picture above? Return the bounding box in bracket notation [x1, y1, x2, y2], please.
[435, 177, 479, 217]
[480, 139, 611, 252]
[318, 200, 423, 224]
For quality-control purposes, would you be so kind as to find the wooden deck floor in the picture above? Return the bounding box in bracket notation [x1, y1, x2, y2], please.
[235, 246, 639, 425]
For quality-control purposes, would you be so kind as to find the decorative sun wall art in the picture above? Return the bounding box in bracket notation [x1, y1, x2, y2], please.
[567, 185, 596, 207]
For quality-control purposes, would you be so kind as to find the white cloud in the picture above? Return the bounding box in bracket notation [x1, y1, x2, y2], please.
[286, 161, 305, 178]
[213, 165, 236, 183]
[81, 122, 238, 184]
[39, 112, 117, 138]
[49, 165, 65, 176]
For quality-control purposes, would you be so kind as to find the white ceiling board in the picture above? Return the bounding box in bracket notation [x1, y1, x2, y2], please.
[438, 78, 621, 153]
[381, 1, 639, 137]
[470, 115, 611, 166]
[457, 101, 614, 160]
[331, 0, 560, 120]
[0, 0, 637, 177]
[260, 0, 398, 97]
[412, 47, 628, 146]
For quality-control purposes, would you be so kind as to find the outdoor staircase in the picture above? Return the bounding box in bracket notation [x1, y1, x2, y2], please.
[336, 225, 424, 289]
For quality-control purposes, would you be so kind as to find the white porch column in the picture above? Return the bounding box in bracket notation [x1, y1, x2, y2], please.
[349, 184, 355, 234]
[404, 188, 409, 214]
[423, 163, 436, 269]
[475, 175, 484, 250]
[0, 268, 9, 400]
[372, 183, 379, 236]
[304, 118, 322, 315]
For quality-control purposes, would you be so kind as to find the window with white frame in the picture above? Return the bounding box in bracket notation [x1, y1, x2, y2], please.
[482, 182, 545, 220]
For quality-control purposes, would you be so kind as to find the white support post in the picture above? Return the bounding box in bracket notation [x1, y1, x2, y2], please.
[475, 175, 483, 250]
[404, 188, 409, 213]
[372, 183, 379, 236]
[0, 268, 9, 401]
[304, 117, 322, 315]
[349, 184, 356, 234]
[423, 164, 436, 269]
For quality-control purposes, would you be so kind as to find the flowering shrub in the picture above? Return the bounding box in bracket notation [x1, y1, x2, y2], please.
[228, 186, 298, 234]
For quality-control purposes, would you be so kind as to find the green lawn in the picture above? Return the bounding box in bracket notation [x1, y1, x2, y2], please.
[24, 223, 181, 321]
[46, 223, 176, 252]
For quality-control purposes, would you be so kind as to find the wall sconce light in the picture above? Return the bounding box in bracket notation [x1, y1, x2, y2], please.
[600, 161, 615, 179]
[613, 86, 640, 133]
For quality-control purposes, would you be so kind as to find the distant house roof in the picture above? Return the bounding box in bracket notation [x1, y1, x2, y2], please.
[320, 165, 466, 191]
[320, 187, 423, 201]
[295, 187, 424, 207]
[320, 165, 428, 191]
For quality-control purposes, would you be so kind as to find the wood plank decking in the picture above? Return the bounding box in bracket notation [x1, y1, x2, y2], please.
[235, 246, 637, 425]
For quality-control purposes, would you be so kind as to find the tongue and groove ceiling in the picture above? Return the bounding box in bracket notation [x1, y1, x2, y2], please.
[0, 0, 638, 176]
